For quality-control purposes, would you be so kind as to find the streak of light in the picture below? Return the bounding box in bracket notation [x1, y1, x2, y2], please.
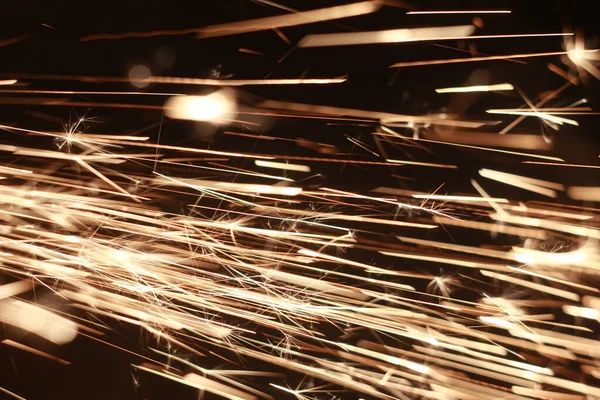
[377, 129, 564, 161]
[0, 386, 26, 400]
[480, 270, 580, 301]
[479, 168, 562, 198]
[548, 63, 580, 84]
[407, 10, 511, 15]
[510, 246, 590, 266]
[0, 299, 78, 344]
[412, 194, 509, 203]
[396, 236, 514, 260]
[487, 109, 579, 126]
[80, 2, 380, 41]
[255, 160, 311, 172]
[134, 364, 257, 400]
[386, 159, 458, 169]
[567, 186, 600, 201]
[0, 73, 346, 86]
[563, 305, 599, 320]
[0, 79, 17, 85]
[302, 31, 572, 48]
[238, 48, 267, 56]
[380, 251, 510, 271]
[0, 89, 182, 96]
[499, 81, 572, 134]
[505, 204, 593, 220]
[507, 266, 599, 293]
[435, 83, 514, 93]
[430, 130, 552, 150]
[490, 212, 600, 240]
[58, 135, 272, 159]
[511, 386, 584, 400]
[298, 25, 475, 47]
[150, 349, 275, 400]
[469, 179, 507, 217]
[197, 1, 381, 39]
[432, 216, 548, 239]
[390, 49, 598, 68]
[155, 174, 302, 197]
[252, 204, 438, 229]
[0, 35, 29, 48]
[486, 107, 592, 113]
[260, 100, 486, 128]
[73, 156, 143, 202]
[523, 161, 600, 169]
[2, 339, 71, 365]
[0, 280, 35, 300]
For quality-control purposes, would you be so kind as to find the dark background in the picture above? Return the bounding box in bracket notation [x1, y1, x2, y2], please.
[1, 1, 599, 399]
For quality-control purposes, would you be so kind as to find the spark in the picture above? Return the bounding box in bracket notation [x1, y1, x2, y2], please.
[255, 160, 311, 172]
[80, 2, 381, 41]
[390, 49, 598, 68]
[2, 339, 71, 365]
[407, 10, 512, 15]
[298, 25, 476, 47]
[435, 83, 514, 93]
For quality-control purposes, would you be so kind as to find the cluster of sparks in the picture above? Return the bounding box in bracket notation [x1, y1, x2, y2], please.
[2, 1, 600, 399]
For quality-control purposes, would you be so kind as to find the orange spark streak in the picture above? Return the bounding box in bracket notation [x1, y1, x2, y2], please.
[390, 49, 598, 68]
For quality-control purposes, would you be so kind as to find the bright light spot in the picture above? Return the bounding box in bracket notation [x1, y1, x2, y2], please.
[0, 79, 17, 86]
[164, 90, 236, 124]
[568, 49, 585, 61]
[128, 64, 151, 88]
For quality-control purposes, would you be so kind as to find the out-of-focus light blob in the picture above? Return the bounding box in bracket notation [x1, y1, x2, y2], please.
[164, 91, 236, 124]
[128, 64, 151, 88]
[0, 299, 78, 344]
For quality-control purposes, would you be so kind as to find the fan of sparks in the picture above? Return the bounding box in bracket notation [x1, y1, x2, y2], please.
[2, 2, 600, 399]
